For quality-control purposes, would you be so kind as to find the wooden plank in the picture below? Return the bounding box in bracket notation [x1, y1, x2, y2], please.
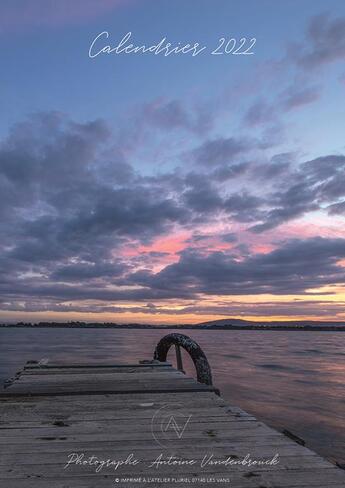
[0, 427, 284, 445]
[0, 438, 302, 458]
[0, 390, 223, 404]
[21, 367, 176, 375]
[7, 379, 197, 390]
[14, 372, 185, 383]
[0, 408, 256, 424]
[3, 368, 219, 397]
[2, 372, 219, 396]
[0, 419, 273, 436]
[24, 362, 172, 369]
[1, 386, 218, 397]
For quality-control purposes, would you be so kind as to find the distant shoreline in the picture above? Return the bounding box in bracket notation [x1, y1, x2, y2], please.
[1, 322, 345, 331]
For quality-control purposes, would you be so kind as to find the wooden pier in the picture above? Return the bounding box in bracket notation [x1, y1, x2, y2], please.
[1, 334, 344, 487]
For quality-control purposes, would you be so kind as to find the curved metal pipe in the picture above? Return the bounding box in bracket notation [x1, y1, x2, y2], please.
[154, 333, 213, 386]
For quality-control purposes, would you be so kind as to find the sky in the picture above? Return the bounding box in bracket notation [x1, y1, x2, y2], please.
[1, 0, 345, 324]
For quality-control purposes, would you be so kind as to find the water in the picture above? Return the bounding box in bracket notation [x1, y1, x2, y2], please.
[0, 328, 344, 464]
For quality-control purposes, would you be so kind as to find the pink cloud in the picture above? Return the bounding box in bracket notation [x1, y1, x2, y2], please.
[283, 218, 345, 240]
[122, 233, 190, 259]
[0, 0, 131, 33]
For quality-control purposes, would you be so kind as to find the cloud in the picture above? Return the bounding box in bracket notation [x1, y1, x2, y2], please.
[328, 201, 345, 216]
[250, 181, 318, 233]
[139, 99, 214, 135]
[243, 85, 321, 130]
[221, 232, 238, 243]
[244, 100, 275, 127]
[4, 297, 344, 319]
[224, 193, 264, 223]
[182, 173, 223, 213]
[1, 111, 345, 317]
[141, 100, 191, 131]
[51, 261, 129, 282]
[294, 13, 345, 69]
[191, 137, 252, 166]
[280, 85, 321, 111]
[250, 153, 292, 181]
[126, 237, 345, 297]
[249, 154, 345, 232]
[0, 112, 191, 247]
[211, 162, 250, 181]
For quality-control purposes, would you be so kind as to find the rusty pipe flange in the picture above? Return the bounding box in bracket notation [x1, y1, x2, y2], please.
[154, 333, 213, 386]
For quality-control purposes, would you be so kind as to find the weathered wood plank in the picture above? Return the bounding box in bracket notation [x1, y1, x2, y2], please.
[0, 419, 273, 436]
[3, 367, 219, 397]
[21, 367, 176, 375]
[0, 410, 256, 425]
[0, 395, 226, 411]
[14, 372, 186, 384]
[0, 436, 299, 457]
[0, 427, 284, 445]
[1, 378, 218, 396]
[24, 362, 172, 369]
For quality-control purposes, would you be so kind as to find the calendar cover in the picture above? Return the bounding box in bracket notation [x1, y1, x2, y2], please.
[0, 1, 345, 487]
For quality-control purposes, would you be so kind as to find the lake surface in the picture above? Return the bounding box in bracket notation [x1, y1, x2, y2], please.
[0, 328, 344, 464]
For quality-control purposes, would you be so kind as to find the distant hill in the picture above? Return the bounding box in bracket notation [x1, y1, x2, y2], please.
[197, 318, 253, 327]
[196, 318, 345, 329]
